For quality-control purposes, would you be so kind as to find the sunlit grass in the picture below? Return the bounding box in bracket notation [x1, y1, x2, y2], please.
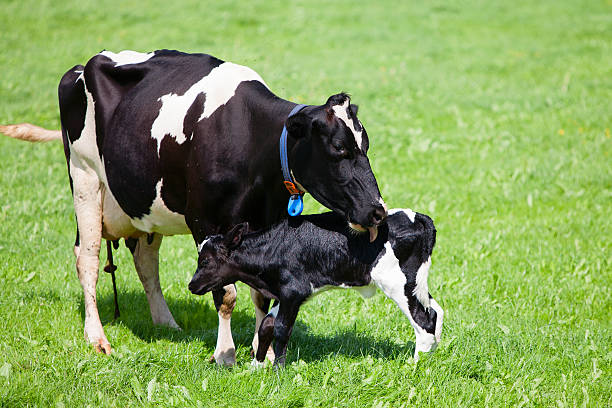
[0, 0, 610, 406]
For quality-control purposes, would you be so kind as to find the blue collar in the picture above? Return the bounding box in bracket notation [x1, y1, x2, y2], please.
[280, 104, 307, 216]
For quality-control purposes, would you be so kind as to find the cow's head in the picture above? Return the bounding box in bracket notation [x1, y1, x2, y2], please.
[286, 93, 387, 241]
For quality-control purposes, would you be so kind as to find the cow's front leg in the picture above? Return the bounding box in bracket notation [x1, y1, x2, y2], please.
[71, 164, 110, 353]
[129, 233, 180, 329]
[272, 301, 301, 368]
[212, 284, 237, 366]
[250, 288, 275, 362]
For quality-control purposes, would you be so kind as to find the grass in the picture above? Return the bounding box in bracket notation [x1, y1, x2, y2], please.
[0, 0, 610, 406]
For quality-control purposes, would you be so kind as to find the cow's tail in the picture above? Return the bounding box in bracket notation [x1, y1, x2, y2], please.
[0, 123, 62, 143]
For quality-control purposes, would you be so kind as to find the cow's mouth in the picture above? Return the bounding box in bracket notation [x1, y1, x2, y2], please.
[349, 222, 379, 242]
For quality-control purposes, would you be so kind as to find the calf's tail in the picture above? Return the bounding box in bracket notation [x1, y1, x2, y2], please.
[0, 123, 61, 143]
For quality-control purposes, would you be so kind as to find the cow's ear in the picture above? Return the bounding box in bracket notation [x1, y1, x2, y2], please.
[223, 222, 249, 249]
[349, 104, 359, 116]
[286, 111, 312, 139]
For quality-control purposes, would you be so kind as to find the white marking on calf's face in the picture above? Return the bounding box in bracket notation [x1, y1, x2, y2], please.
[197, 238, 210, 252]
[332, 100, 363, 151]
[151, 62, 268, 153]
[99, 50, 155, 66]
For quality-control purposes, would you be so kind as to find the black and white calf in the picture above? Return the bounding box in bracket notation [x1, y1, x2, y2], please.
[189, 209, 444, 366]
[0, 49, 387, 364]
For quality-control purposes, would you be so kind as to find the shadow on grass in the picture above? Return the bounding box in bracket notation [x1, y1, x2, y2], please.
[89, 289, 415, 363]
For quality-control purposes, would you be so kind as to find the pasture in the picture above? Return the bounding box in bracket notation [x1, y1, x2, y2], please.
[0, 0, 610, 406]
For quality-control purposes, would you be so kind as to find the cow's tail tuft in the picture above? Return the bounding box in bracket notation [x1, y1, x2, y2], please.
[0, 123, 61, 143]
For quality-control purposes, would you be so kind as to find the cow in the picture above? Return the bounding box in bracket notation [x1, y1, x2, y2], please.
[0, 49, 387, 365]
[188, 208, 444, 367]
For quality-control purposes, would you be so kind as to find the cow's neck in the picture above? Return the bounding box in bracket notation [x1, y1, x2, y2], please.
[232, 96, 303, 230]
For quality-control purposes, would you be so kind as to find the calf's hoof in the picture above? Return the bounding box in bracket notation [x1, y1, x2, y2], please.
[93, 339, 112, 355]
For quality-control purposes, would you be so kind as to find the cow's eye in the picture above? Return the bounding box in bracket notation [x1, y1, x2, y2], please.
[332, 142, 347, 156]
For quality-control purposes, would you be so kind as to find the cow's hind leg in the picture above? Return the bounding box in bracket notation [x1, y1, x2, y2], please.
[129, 233, 179, 329]
[211, 285, 237, 366]
[71, 165, 110, 353]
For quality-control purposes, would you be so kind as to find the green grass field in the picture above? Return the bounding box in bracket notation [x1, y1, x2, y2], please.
[1, 0, 610, 406]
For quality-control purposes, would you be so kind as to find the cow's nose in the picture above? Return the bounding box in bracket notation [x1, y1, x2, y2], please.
[369, 205, 388, 226]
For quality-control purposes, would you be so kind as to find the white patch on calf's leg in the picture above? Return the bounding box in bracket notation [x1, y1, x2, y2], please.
[269, 302, 279, 318]
[429, 298, 444, 343]
[370, 243, 437, 360]
[413, 256, 431, 309]
[132, 234, 179, 329]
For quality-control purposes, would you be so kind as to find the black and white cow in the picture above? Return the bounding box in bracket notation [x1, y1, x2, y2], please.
[0, 49, 387, 364]
[189, 209, 444, 366]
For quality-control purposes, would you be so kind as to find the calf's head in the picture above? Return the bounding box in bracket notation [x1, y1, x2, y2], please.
[188, 223, 248, 296]
[286, 93, 387, 240]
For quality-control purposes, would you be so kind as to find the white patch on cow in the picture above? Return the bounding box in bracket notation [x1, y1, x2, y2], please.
[197, 238, 210, 252]
[413, 256, 431, 309]
[131, 180, 190, 235]
[74, 69, 84, 83]
[379, 197, 388, 213]
[99, 50, 155, 66]
[332, 100, 363, 151]
[389, 208, 416, 222]
[150, 62, 268, 153]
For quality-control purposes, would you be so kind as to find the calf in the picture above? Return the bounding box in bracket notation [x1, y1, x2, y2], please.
[189, 209, 443, 366]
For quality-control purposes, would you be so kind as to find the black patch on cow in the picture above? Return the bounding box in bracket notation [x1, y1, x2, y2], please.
[183, 93, 206, 142]
[58, 65, 87, 144]
[125, 237, 137, 254]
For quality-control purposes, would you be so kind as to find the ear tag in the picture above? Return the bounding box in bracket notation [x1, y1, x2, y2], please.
[287, 195, 303, 216]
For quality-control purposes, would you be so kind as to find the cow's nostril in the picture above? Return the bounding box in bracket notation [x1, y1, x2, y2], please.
[369, 206, 387, 225]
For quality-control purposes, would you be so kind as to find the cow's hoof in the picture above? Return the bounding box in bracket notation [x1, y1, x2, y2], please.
[209, 348, 236, 366]
[94, 340, 112, 355]
[251, 358, 265, 368]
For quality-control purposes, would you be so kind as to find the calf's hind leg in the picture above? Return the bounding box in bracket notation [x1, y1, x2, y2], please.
[129, 234, 179, 329]
[71, 165, 110, 354]
[250, 288, 275, 362]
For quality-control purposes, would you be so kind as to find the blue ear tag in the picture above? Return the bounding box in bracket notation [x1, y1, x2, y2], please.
[287, 195, 303, 217]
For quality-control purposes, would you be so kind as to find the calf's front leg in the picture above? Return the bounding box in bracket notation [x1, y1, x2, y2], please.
[271, 301, 301, 367]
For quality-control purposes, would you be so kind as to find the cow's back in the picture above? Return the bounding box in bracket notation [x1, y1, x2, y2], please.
[58, 50, 272, 236]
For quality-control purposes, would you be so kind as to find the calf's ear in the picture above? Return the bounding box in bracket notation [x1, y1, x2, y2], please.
[224, 222, 249, 249]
